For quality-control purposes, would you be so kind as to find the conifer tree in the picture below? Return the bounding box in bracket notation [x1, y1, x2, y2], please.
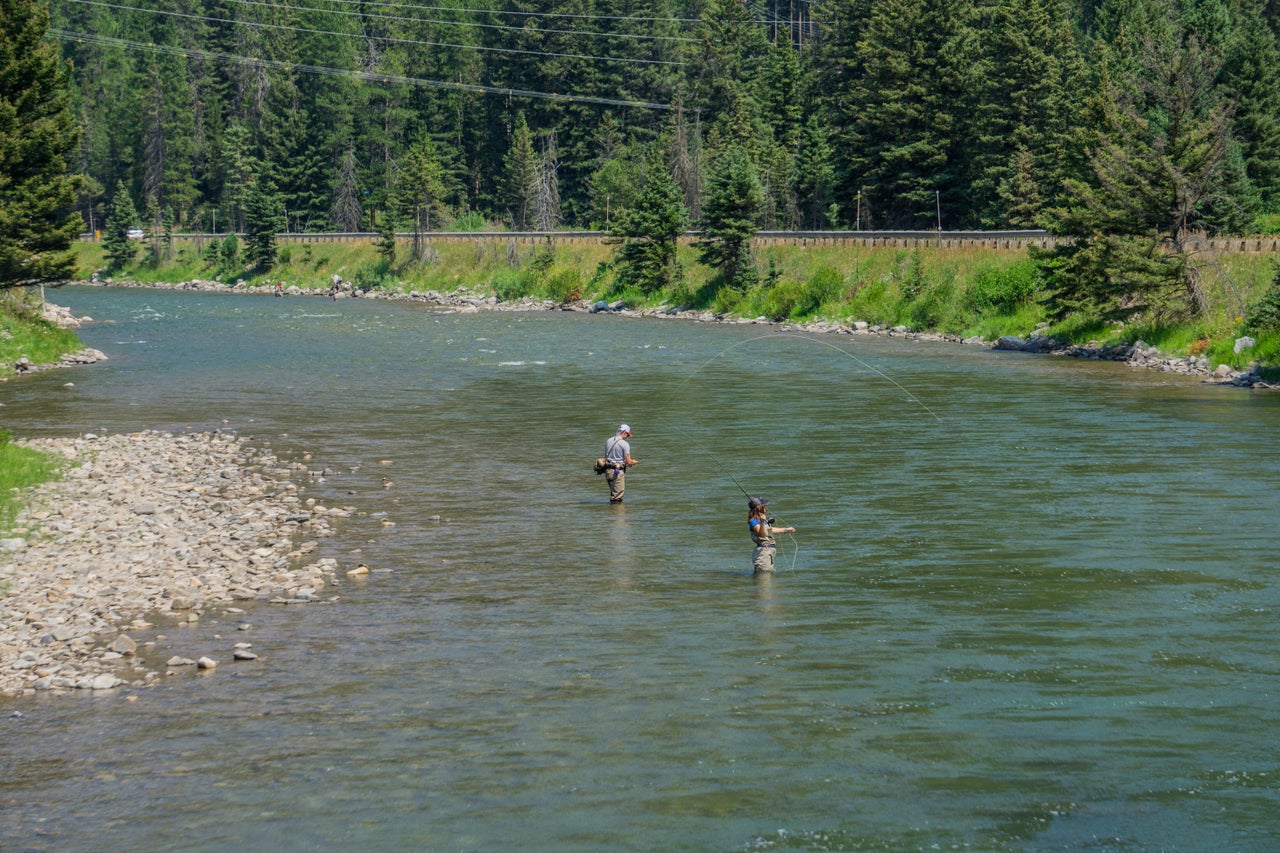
[842, 0, 979, 229]
[969, 0, 1085, 227]
[1036, 34, 1235, 320]
[696, 148, 763, 290]
[243, 177, 285, 271]
[1220, 5, 1280, 211]
[395, 133, 448, 260]
[102, 181, 140, 271]
[609, 146, 687, 293]
[504, 114, 539, 231]
[0, 0, 81, 288]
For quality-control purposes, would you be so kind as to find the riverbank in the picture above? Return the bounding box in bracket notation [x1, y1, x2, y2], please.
[0, 430, 357, 697]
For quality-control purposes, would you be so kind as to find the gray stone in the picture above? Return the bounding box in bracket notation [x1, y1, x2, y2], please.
[1234, 336, 1257, 354]
[994, 336, 1027, 351]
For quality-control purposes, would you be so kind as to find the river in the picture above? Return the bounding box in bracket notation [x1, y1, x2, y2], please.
[2, 286, 1278, 851]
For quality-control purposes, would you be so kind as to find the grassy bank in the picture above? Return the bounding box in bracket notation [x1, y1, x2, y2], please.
[71, 235, 1280, 370]
[1, 288, 85, 378]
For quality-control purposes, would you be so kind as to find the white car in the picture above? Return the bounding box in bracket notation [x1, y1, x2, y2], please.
[126, 226, 145, 240]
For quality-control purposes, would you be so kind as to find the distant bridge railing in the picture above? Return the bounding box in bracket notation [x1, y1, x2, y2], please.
[87, 230, 1280, 253]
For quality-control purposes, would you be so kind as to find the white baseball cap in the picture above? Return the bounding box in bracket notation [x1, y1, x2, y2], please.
[619, 424, 631, 434]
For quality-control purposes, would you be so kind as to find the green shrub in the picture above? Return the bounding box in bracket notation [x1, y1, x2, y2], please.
[971, 260, 1040, 312]
[492, 268, 526, 301]
[1244, 268, 1280, 332]
[908, 280, 959, 330]
[202, 238, 221, 266]
[1254, 212, 1280, 235]
[449, 211, 489, 232]
[541, 268, 583, 303]
[219, 234, 239, 269]
[758, 278, 808, 319]
[351, 259, 391, 289]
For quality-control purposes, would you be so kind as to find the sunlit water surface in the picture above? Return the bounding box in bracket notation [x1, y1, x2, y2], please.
[2, 286, 1278, 851]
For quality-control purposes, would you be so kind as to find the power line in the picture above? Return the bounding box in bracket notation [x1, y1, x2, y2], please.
[62, 0, 686, 67]
[223, 0, 699, 44]
[234, 0, 706, 32]
[50, 28, 678, 110]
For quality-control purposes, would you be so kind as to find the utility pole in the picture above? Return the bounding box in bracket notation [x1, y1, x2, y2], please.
[935, 190, 942, 246]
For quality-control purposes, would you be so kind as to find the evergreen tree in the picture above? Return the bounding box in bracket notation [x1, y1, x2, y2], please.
[243, 176, 285, 271]
[969, 0, 1085, 227]
[1220, 3, 1280, 211]
[1036, 33, 1235, 320]
[696, 148, 763, 290]
[220, 121, 258, 233]
[395, 133, 448, 260]
[796, 115, 835, 230]
[667, 97, 703, 223]
[810, 0, 877, 221]
[842, 0, 979, 229]
[102, 180, 139, 271]
[504, 113, 540, 231]
[374, 209, 399, 265]
[0, 0, 81, 288]
[609, 145, 687, 293]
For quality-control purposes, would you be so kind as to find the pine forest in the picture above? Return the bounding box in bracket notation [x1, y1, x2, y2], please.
[45, 0, 1280, 239]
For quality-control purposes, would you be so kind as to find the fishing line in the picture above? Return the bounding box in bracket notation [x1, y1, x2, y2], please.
[666, 331, 943, 423]
[649, 328, 941, 497]
[647, 329, 941, 570]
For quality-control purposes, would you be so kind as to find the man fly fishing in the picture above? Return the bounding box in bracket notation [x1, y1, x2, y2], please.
[604, 424, 638, 504]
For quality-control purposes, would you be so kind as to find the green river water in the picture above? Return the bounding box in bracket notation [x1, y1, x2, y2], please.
[1, 286, 1278, 851]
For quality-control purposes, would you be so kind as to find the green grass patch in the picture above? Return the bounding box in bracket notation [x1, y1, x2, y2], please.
[0, 431, 65, 532]
[1, 290, 85, 376]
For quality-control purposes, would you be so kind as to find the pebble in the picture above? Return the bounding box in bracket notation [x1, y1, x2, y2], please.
[0, 431, 353, 696]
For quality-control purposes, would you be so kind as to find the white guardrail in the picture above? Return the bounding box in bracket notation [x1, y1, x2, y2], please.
[78, 230, 1280, 252]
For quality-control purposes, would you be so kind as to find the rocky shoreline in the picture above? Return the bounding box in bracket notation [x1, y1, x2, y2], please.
[75, 277, 1277, 389]
[0, 430, 357, 697]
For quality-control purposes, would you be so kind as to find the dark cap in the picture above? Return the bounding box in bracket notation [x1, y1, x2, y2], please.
[748, 496, 768, 509]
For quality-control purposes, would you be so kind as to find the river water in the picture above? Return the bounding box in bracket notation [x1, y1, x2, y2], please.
[1, 286, 1278, 851]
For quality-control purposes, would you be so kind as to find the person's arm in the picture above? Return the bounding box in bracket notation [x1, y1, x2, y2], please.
[624, 451, 638, 466]
[771, 523, 795, 534]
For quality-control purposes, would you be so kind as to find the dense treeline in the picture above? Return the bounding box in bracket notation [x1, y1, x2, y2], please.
[49, 0, 1280, 239]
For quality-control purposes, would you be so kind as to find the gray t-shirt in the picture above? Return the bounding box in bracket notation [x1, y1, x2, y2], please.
[605, 435, 630, 466]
